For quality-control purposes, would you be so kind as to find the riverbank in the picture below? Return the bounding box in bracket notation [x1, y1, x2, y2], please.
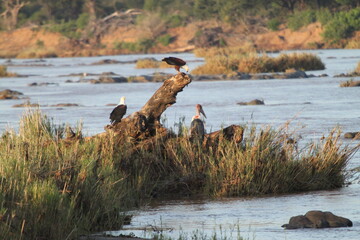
[0, 21, 359, 59]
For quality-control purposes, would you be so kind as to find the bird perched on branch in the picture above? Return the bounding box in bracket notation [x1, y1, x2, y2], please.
[110, 96, 127, 125]
[189, 104, 206, 141]
[162, 57, 189, 73]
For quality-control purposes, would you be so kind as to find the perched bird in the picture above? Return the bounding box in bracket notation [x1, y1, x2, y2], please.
[189, 104, 207, 141]
[110, 96, 127, 125]
[162, 57, 189, 73]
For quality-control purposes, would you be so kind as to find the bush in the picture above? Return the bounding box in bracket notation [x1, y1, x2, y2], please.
[267, 18, 281, 31]
[323, 7, 360, 42]
[113, 38, 154, 53]
[316, 8, 333, 26]
[287, 10, 316, 31]
[76, 13, 90, 30]
[165, 15, 185, 28]
[157, 34, 172, 46]
[46, 20, 80, 39]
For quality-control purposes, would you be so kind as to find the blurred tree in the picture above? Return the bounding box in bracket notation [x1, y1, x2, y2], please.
[273, 0, 299, 12]
[37, 0, 84, 22]
[193, 0, 217, 19]
[336, 0, 360, 7]
[1, 0, 29, 30]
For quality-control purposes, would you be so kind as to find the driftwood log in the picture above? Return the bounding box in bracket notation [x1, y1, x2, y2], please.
[103, 73, 243, 147]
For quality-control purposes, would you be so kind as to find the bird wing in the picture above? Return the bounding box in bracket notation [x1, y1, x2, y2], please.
[110, 105, 127, 124]
[162, 57, 186, 66]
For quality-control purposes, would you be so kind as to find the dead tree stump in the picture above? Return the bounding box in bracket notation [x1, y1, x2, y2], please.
[102, 72, 243, 148]
[105, 73, 191, 143]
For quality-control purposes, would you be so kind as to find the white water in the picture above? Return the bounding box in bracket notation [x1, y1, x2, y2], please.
[1, 49, 360, 239]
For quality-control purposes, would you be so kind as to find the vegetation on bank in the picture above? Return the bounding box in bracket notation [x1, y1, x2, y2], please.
[0, 0, 360, 53]
[191, 48, 325, 75]
[0, 109, 356, 239]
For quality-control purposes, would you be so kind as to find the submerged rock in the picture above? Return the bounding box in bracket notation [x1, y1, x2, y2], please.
[28, 82, 58, 86]
[12, 101, 39, 108]
[0, 89, 23, 100]
[50, 103, 80, 107]
[91, 75, 127, 84]
[237, 99, 265, 105]
[282, 210, 352, 229]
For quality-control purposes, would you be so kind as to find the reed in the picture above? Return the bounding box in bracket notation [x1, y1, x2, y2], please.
[0, 65, 17, 77]
[339, 79, 360, 87]
[355, 61, 360, 73]
[0, 109, 147, 239]
[192, 49, 325, 75]
[0, 109, 356, 239]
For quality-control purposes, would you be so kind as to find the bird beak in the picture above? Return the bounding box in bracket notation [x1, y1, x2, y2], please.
[200, 107, 207, 118]
[182, 65, 189, 72]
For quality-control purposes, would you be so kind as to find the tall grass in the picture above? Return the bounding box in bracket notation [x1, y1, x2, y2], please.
[192, 48, 325, 75]
[0, 109, 356, 239]
[0, 109, 147, 239]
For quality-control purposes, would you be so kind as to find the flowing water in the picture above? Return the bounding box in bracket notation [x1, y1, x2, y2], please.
[1, 49, 360, 239]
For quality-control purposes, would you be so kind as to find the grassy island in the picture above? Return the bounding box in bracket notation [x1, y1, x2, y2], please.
[0, 109, 357, 239]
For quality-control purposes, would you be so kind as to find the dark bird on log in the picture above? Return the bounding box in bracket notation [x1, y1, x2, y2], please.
[189, 104, 207, 141]
[162, 57, 189, 73]
[110, 96, 127, 125]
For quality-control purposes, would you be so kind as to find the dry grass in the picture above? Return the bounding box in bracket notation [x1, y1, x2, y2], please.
[0, 65, 17, 77]
[135, 58, 172, 69]
[355, 61, 360, 73]
[339, 79, 360, 87]
[0, 109, 356, 239]
[192, 49, 325, 75]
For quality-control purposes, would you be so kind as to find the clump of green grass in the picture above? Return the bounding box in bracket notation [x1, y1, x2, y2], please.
[0, 65, 17, 77]
[0, 109, 356, 239]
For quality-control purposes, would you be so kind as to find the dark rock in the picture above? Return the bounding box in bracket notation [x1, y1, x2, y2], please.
[12, 101, 39, 108]
[50, 103, 80, 107]
[282, 210, 352, 229]
[91, 59, 137, 65]
[282, 70, 308, 79]
[237, 99, 265, 105]
[282, 215, 314, 229]
[0, 89, 23, 100]
[91, 75, 127, 84]
[28, 82, 58, 86]
[344, 132, 360, 139]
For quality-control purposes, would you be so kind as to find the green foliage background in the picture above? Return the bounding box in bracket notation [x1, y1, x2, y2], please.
[1, 0, 360, 42]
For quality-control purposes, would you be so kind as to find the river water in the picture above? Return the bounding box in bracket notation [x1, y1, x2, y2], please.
[1, 49, 360, 239]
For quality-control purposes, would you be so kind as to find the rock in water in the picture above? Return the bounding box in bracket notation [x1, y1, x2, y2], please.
[282, 210, 352, 229]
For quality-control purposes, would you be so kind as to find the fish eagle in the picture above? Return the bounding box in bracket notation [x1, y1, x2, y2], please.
[110, 96, 127, 125]
[189, 104, 207, 141]
[162, 57, 189, 73]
